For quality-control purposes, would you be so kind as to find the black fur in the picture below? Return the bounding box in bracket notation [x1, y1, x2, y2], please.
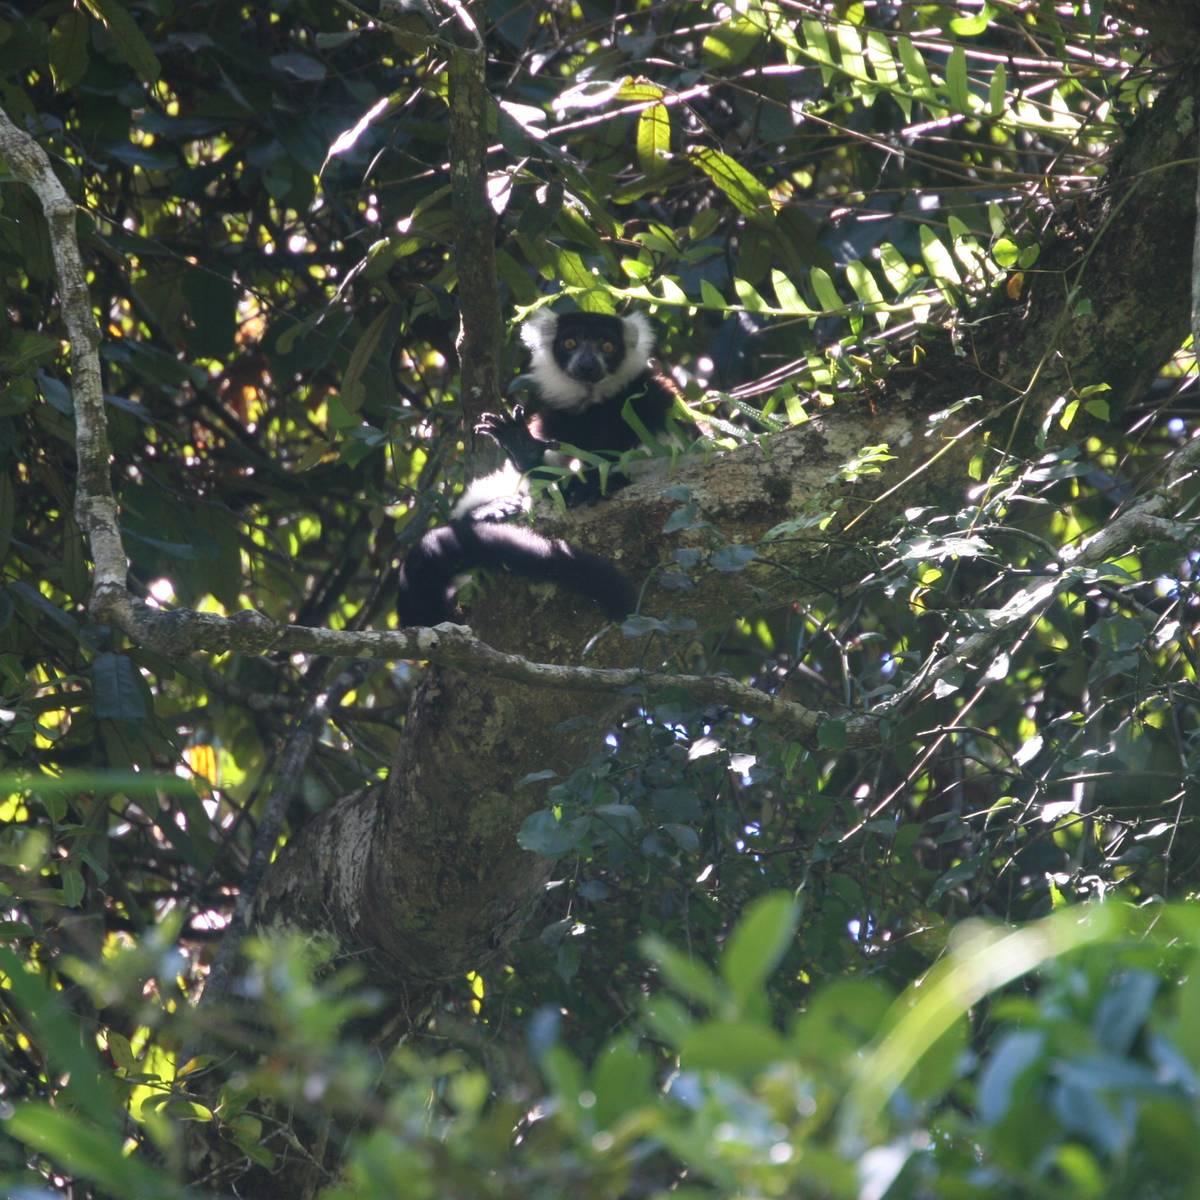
[396, 520, 636, 627]
[396, 310, 685, 627]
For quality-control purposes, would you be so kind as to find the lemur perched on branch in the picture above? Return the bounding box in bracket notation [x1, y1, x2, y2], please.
[397, 309, 690, 627]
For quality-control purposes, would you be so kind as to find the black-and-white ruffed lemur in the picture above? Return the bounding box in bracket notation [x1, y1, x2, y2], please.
[396, 309, 689, 627]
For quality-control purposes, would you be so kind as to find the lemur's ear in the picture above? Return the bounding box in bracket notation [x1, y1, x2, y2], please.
[620, 311, 655, 363]
[520, 308, 559, 351]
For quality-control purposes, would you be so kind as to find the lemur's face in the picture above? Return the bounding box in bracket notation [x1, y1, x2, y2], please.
[551, 314, 627, 385]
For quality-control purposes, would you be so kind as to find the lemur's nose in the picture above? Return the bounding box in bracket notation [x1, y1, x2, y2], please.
[570, 349, 605, 382]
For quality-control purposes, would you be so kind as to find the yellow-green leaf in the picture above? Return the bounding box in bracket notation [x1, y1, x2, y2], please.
[989, 63, 1007, 117]
[700, 279, 727, 310]
[845, 260, 887, 328]
[701, 18, 762, 66]
[636, 103, 671, 174]
[897, 36, 938, 105]
[919, 225, 962, 291]
[770, 269, 813, 317]
[945, 46, 970, 114]
[689, 148, 772, 219]
[810, 266, 844, 313]
[733, 277, 768, 313]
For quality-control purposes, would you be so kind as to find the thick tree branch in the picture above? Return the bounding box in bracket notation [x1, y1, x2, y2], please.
[448, 2, 501, 422]
[193, 662, 368, 1021]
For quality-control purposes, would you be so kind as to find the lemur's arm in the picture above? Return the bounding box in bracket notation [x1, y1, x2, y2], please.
[478, 407, 631, 507]
[475, 406, 556, 473]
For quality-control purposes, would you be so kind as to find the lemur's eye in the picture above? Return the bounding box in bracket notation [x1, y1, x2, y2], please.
[602, 341, 616, 353]
[563, 337, 578, 351]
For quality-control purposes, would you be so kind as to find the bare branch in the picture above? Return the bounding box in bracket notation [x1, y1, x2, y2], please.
[0, 104, 127, 598]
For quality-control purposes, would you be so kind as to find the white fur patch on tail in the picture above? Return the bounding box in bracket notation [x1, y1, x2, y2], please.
[451, 462, 527, 519]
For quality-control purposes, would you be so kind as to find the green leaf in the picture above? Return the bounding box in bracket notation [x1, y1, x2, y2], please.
[107, 1031, 137, 1072]
[920, 224, 962, 292]
[60, 865, 85, 908]
[800, 18, 835, 85]
[845, 908, 1128, 1134]
[809, 266, 844, 313]
[720, 891, 798, 1004]
[182, 267, 237, 359]
[617, 79, 665, 103]
[0, 948, 112, 1123]
[977, 1029, 1044, 1123]
[927, 854, 985, 902]
[593, 803, 644, 832]
[992, 237, 1019, 268]
[701, 18, 762, 66]
[270, 52, 326, 81]
[945, 46, 971, 114]
[845, 259, 887, 327]
[340, 308, 391, 413]
[591, 1037, 654, 1128]
[83, 0, 161, 82]
[989, 63, 1007, 117]
[1093, 970, 1158, 1052]
[641, 934, 724, 1009]
[2, 330, 61, 374]
[50, 8, 91, 90]
[636, 103, 671, 174]
[663, 823, 700, 853]
[896, 36, 938, 105]
[517, 810, 589, 857]
[951, 3, 995, 35]
[864, 29, 906, 116]
[733, 276, 769, 313]
[709, 545, 757, 572]
[5, 1103, 174, 1197]
[0, 768, 194, 798]
[700, 279, 727, 310]
[550, 246, 594, 289]
[679, 1019, 788, 1075]
[770, 269, 814, 316]
[689, 148, 772, 219]
[1087, 615, 1147, 653]
[92, 652, 149, 721]
[834, 22, 867, 88]
[642, 994, 693, 1046]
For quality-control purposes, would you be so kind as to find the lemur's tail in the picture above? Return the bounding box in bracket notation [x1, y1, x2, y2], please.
[397, 520, 635, 627]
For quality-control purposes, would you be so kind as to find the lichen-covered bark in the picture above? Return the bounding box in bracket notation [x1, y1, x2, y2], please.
[0, 105, 125, 597]
[449, 22, 501, 422]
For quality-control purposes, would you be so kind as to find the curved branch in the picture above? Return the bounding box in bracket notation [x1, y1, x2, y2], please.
[0, 105, 126, 597]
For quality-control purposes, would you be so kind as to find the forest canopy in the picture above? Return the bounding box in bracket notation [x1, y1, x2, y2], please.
[3, 1, 1200, 1197]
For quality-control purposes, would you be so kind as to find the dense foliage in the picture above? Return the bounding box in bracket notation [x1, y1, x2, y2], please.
[3, 1, 1200, 1196]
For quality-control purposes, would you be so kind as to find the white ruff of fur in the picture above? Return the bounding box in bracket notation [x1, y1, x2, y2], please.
[519, 310, 655, 412]
[451, 461, 528, 519]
